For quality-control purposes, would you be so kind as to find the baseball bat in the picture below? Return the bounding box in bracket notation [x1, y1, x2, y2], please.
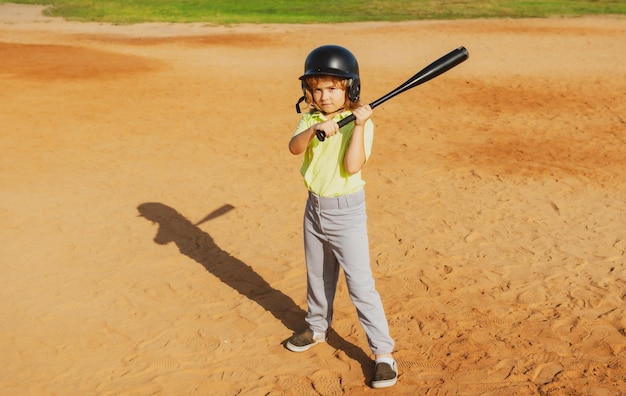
[316, 46, 469, 141]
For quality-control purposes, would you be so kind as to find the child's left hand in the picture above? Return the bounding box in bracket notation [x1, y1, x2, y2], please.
[353, 104, 373, 126]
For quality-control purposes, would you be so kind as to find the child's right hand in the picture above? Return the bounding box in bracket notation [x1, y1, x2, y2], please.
[314, 120, 339, 139]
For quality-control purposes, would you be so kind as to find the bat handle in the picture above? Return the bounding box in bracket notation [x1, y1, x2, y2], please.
[316, 114, 357, 141]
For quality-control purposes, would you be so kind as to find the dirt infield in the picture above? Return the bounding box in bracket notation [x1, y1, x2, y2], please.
[1, 4, 625, 395]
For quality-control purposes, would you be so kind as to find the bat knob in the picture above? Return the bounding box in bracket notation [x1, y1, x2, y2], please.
[316, 130, 326, 142]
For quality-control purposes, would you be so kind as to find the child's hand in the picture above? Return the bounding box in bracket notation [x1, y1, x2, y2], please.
[315, 119, 340, 138]
[353, 104, 372, 126]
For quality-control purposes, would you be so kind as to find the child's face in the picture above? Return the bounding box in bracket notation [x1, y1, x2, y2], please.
[312, 78, 346, 115]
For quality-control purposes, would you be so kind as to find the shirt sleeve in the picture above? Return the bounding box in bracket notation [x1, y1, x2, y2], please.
[293, 114, 315, 136]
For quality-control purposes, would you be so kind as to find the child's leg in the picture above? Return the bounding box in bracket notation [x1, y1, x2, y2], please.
[322, 192, 395, 355]
[303, 196, 341, 334]
[336, 227, 394, 355]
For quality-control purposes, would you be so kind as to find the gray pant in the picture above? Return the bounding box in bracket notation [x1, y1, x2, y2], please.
[303, 189, 394, 355]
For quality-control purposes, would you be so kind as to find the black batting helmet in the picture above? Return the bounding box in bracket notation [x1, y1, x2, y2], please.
[295, 45, 361, 112]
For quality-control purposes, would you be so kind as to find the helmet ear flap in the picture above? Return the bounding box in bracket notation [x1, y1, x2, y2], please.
[295, 81, 309, 113]
[348, 77, 361, 103]
[295, 81, 307, 113]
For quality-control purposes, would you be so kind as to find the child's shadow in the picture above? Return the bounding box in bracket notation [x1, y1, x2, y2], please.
[137, 202, 373, 379]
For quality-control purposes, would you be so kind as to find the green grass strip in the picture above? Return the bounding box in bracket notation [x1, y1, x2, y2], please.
[2, 0, 625, 24]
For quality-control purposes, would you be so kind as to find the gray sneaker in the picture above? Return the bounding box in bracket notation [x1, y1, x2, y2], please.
[371, 360, 398, 388]
[285, 329, 326, 352]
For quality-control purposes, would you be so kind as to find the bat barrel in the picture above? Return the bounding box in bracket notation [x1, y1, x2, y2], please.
[369, 46, 468, 109]
[317, 46, 469, 141]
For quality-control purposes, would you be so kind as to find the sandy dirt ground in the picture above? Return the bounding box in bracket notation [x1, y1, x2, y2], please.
[1, 3, 625, 395]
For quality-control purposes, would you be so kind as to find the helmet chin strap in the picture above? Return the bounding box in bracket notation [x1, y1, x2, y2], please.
[295, 96, 306, 113]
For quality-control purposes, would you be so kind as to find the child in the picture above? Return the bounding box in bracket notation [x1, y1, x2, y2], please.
[287, 44, 397, 389]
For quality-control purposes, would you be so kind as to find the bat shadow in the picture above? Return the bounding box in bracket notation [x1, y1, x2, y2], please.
[136, 202, 374, 382]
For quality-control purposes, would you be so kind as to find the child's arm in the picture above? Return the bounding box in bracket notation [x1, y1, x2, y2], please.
[289, 119, 339, 155]
[344, 105, 373, 174]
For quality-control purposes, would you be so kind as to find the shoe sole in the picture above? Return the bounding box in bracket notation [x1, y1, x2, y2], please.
[371, 377, 397, 388]
[285, 338, 325, 352]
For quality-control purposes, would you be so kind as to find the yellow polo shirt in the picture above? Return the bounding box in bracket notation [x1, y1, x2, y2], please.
[293, 111, 374, 197]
